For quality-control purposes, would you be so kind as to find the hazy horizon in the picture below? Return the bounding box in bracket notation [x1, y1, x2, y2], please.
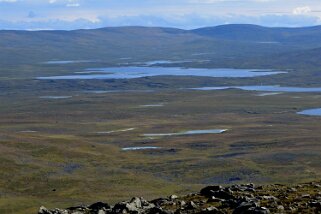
[3, 23, 321, 32]
[1, 0, 321, 30]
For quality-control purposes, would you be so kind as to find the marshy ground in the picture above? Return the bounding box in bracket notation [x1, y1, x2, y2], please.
[1, 63, 321, 213]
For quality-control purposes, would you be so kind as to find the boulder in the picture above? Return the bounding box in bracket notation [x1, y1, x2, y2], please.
[38, 207, 68, 214]
[144, 207, 172, 214]
[38, 206, 52, 214]
[212, 190, 236, 200]
[88, 202, 110, 212]
[200, 186, 223, 197]
[185, 201, 198, 210]
[200, 206, 219, 213]
[247, 207, 270, 214]
[169, 195, 179, 200]
[233, 201, 257, 214]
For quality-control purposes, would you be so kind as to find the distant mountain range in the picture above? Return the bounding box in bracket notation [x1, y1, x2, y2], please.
[1, 24, 321, 67]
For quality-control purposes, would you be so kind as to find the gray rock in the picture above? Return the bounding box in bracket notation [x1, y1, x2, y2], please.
[262, 196, 278, 201]
[144, 207, 172, 214]
[170, 195, 178, 200]
[201, 206, 219, 213]
[179, 200, 186, 207]
[212, 190, 236, 200]
[131, 197, 143, 208]
[112, 202, 128, 213]
[301, 194, 311, 199]
[38, 206, 52, 214]
[38, 207, 69, 214]
[150, 198, 169, 207]
[88, 202, 110, 211]
[233, 201, 257, 214]
[185, 201, 198, 210]
[200, 186, 223, 197]
[309, 201, 321, 209]
[207, 196, 223, 203]
[247, 207, 270, 214]
[288, 188, 297, 193]
[277, 205, 284, 211]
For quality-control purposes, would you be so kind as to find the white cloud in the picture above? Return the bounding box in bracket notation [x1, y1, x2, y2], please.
[0, 0, 17, 2]
[293, 6, 311, 15]
[48, 0, 80, 6]
[0, 0, 321, 30]
[189, 0, 274, 3]
[66, 3, 80, 7]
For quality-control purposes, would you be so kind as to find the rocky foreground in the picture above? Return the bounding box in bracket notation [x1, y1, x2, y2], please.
[39, 181, 321, 214]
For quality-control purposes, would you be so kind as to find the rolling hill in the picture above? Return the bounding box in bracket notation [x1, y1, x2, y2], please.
[0, 24, 321, 68]
[0, 25, 321, 64]
[192, 24, 321, 47]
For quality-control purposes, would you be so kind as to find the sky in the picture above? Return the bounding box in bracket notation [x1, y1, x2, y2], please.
[1, 0, 321, 30]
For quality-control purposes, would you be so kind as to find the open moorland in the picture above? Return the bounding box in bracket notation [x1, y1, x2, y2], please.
[1, 24, 321, 213]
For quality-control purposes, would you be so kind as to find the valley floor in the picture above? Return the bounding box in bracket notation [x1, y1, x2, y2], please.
[1, 81, 321, 213]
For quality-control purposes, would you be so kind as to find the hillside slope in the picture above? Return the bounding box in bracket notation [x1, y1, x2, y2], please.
[192, 24, 321, 48]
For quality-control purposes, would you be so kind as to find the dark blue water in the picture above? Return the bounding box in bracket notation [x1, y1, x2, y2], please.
[297, 108, 321, 116]
[37, 67, 286, 80]
[191, 85, 321, 93]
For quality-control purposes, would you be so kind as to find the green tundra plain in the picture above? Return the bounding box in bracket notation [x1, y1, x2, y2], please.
[1, 25, 321, 213]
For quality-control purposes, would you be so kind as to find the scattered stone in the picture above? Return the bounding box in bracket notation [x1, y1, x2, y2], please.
[212, 190, 236, 200]
[88, 202, 110, 211]
[145, 207, 172, 214]
[38, 206, 51, 214]
[201, 206, 219, 213]
[233, 201, 257, 214]
[277, 205, 284, 211]
[247, 207, 270, 214]
[200, 186, 223, 197]
[207, 196, 222, 203]
[170, 195, 179, 200]
[185, 201, 198, 210]
[289, 188, 297, 192]
[179, 200, 186, 207]
[310, 201, 321, 209]
[38, 181, 321, 214]
[301, 194, 311, 199]
[262, 196, 278, 201]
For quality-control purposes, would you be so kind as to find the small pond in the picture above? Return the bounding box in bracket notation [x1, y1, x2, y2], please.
[143, 129, 227, 137]
[297, 108, 321, 116]
[122, 147, 161, 151]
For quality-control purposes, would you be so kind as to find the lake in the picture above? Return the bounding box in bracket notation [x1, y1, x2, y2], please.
[143, 129, 227, 137]
[39, 96, 72, 99]
[297, 108, 321, 116]
[122, 147, 161, 151]
[43, 60, 97, 64]
[96, 128, 135, 134]
[37, 67, 286, 80]
[83, 90, 154, 94]
[190, 85, 321, 93]
[139, 104, 164, 107]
